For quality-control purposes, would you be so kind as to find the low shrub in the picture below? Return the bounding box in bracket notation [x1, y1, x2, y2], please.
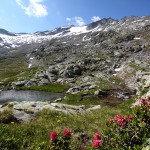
[49, 96, 149, 149]
[49, 128, 72, 150]
[92, 96, 150, 149]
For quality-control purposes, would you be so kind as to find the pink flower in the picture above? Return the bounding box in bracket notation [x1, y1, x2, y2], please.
[94, 132, 101, 140]
[50, 131, 58, 141]
[119, 122, 126, 127]
[146, 96, 150, 100]
[112, 115, 132, 127]
[141, 98, 149, 106]
[93, 139, 102, 148]
[109, 118, 114, 123]
[127, 115, 132, 122]
[63, 128, 72, 137]
[93, 132, 102, 148]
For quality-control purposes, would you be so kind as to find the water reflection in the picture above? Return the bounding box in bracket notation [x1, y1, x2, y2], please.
[0, 90, 63, 104]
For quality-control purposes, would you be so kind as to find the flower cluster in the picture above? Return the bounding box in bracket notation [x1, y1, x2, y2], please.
[146, 96, 150, 100]
[49, 96, 149, 150]
[140, 97, 150, 107]
[63, 128, 72, 138]
[49, 128, 72, 150]
[109, 115, 132, 126]
[50, 131, 58, 141]
[50, 128, 72, 141]
[93, 132, 102, 148]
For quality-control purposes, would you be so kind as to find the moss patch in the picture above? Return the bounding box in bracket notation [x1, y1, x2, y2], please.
[17, 83, 69, 93]
[62, 93, 101, 108]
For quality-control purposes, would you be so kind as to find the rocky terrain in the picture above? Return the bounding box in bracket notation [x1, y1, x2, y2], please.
[0, 16, 150, 149]
[0, 101, 101, 122]
[1, 16, 150, 99]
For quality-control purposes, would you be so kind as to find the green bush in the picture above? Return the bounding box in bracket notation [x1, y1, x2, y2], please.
[92, 97, 150, 149]
[49, 128, 72, 150]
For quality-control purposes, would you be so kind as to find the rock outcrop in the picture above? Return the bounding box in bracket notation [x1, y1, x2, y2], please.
[0, 101, 101, 122]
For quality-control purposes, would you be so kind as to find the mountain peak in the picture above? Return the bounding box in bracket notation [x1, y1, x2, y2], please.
[87, 17, 117, 30]
[0, 28, 16, 36]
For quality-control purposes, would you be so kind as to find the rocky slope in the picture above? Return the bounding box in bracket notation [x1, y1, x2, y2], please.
[1, 16, 150, 97]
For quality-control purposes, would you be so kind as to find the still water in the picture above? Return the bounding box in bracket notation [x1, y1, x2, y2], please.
[0, 90, 63, 104]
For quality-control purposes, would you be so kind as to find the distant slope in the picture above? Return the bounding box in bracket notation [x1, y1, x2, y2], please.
[0, 28, 16, 36]
[0, 16, 150, 49]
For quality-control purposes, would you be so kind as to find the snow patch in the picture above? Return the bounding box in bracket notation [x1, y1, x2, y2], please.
[134, 37, 141, 40]
[82, 35, 86, 41]
[4, 46, 9, 49]
[92, 26, 103, 32]
[30, 57, 34, 60]
[11, 44, 17, 48]
[0, 43, 4, 46]
[82, 35, 91, 41]
[115, 67, 121, 72]
[28, 64, 32, 68]
[111, 21, 116, 25]
[103, 28, 108, 31]
[0, 33, 54, 49]
[74, 44, 80, 46]
[112, 74, 117, 76]
[69, 26, 87, 34]
[28, 57, 34, 68]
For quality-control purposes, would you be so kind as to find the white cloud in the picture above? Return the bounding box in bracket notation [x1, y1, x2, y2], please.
[66, 17, 71, 22]
[74, 17, 85, 26]
[91, 16, 101, 22]
[66, 16, 85, 26]
[16, 0, 48, 17]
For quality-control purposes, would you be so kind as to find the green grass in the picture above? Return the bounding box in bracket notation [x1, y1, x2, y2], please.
[139, 87, 149, 96]
[0, 43, 141, 149]
[0, 51, 35, 87]
[0, 67, 39, 90]
[0, 98, 135, 149]
[16, 67, 39, 79]
[96, 76, 125, 90]
[0, 51, 68, 93]
[17, 83, 69, 93]
[62, 93, 101, 108]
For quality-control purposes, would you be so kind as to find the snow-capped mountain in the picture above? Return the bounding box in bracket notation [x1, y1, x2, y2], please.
[1, 16, 150, 98]
[0, 16, 150, 49]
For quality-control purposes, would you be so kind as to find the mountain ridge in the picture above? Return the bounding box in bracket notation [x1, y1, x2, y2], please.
[0, 16, 150, 49]
[0, 15, 150, 98]
[0, 16, 150, 36]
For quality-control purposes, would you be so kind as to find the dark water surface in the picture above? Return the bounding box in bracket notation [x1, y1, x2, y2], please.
[0, 90, 63, 104]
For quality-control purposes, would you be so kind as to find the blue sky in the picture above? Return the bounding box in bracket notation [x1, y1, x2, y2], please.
[0, 0, 150, 33]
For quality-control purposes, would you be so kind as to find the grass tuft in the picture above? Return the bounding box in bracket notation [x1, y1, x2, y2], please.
[16, 83, 69, 93]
